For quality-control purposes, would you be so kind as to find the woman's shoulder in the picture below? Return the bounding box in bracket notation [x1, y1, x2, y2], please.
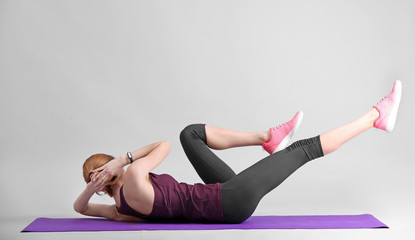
[123, 167, 151, 186]
[122, 171, 155, 199]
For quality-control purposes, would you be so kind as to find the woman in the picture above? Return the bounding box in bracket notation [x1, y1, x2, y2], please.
[74, 80, 402, 224]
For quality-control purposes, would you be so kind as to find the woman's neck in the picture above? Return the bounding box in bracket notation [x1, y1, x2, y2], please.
[111, 173, 125, 205]
[114, 173, 125, 189]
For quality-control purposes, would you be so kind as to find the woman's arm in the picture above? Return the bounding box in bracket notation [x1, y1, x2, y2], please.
[73, 185, 96, 214]
[74, 171, 111, 213]
[75, 202, 143, 222]
[94, 141, 171, 178]
[73, 178, 142, 222]
[129, 140, 171, 174]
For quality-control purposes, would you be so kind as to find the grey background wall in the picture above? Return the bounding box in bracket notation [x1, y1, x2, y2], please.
[1, 0, 414, 230]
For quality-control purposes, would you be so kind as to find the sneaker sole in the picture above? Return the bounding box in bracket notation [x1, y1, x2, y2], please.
[273, 111, 304, 153]
[386, 80, 402, 132]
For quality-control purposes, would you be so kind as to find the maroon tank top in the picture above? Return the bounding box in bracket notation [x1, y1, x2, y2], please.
[116, 173, 224, 222]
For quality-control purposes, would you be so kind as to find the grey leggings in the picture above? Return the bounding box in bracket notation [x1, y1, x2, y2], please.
[180, 124, 324, 223]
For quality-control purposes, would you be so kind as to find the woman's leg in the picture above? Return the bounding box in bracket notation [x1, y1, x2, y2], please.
[220, 81, 402, 223]
[180, 124, 279, 184]
[220, 108, 384, 223]
[180, 124, 238, 184]
[320, 108, 379, 155]
[205, 125, 269, 150]
[203, 107, 378, 156]
[179, 113, 307, 193]
[206, 111, 303, 154]
[180, 121, 290, 184]
[220, 100, 402, 223]
[220, 136, 323, 223]
[320, 77, 400, 154]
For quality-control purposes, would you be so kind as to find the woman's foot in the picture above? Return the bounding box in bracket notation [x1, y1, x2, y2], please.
[262, 111, 303, 154]
[373, 80, 402, 132]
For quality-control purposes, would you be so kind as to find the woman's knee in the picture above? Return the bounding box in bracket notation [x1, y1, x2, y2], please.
[179, 124, 206, 143]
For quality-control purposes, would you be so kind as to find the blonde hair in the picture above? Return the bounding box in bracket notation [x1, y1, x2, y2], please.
[82, 153, 119, 197]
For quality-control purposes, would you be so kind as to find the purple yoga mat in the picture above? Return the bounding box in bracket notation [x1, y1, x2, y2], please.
[22, 214, 388, 232]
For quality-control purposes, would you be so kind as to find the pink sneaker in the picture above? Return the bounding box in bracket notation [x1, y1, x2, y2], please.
[373, 80, 402, 132]
[262, 111, 303, 154]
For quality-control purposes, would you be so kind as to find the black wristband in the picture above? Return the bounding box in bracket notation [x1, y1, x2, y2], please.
[127, 152, 133, 164]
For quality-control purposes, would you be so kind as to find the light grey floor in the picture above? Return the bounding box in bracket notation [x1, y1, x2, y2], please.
[3, 216, 414, 240]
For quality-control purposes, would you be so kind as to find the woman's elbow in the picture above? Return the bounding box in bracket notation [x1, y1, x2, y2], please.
[161, 140, 171, 150]
[73, 206, 81, 214]
[165, 141, 171, 154]
[73, 203, 86, 214]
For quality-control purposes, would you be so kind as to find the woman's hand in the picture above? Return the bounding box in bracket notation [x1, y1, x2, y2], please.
[87, 170, 112, 192]
[92, 156, 127, 181]
[74, 170, 112, 213]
